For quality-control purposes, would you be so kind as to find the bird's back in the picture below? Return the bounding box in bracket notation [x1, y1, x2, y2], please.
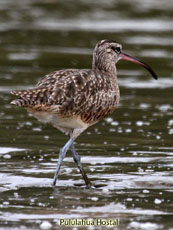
[11, 69, 120, 126]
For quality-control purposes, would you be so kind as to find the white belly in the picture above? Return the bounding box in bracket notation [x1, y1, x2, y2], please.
[27, 109, 88, 129]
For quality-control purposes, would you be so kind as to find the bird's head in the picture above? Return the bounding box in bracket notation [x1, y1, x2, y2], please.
[93, 39, 157, 80]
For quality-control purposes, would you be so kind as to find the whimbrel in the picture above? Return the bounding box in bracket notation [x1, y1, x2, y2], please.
[11, 40, 157, 188]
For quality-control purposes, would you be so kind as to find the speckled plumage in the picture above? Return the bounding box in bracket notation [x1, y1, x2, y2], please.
[10, 39, 157, 187]
[11, 40, 120, 138]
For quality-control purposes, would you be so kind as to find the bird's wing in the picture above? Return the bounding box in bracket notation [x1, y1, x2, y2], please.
[11, 69, 118, 116]
[48, 69, 118, 116]
[10, 70, 59, 107]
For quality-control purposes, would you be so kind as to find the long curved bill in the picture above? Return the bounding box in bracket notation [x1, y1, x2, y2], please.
[120, 52, 158, 80]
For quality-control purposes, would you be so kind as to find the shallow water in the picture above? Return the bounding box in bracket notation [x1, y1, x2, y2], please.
[0, 0, 173, 229]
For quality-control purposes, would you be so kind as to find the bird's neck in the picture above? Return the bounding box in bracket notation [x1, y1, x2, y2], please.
[92, 54, 117, 76]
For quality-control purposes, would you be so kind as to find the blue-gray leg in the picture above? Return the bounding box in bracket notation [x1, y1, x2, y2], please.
[53, 137, 74, 186]
[71, 143, 92, 188]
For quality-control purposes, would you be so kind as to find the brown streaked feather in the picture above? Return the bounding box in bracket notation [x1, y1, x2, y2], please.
[11, 69, 119, 123]
[11, 87, 52, 107]
[81, 106, 116, 124]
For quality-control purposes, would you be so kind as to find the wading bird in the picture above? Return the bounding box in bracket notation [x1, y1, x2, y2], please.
[11, 40, 157, 188]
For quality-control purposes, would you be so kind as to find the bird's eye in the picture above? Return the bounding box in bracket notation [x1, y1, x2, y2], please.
[111, 46, 121, 53]
[115, 46, 121, 53]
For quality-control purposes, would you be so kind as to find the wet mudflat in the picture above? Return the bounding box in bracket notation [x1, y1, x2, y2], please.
[0, 0, 173, 229]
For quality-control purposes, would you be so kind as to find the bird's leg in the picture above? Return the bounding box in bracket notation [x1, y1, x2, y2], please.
[53, 137, 74, 186]
[71, 142, 92, 188]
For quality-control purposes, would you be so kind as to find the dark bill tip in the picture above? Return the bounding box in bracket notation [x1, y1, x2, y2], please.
[120, 52, 158, 80]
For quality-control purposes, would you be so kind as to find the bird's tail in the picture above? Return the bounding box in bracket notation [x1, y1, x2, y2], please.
[10, 87, 49, 107]
[10, 89, 34, 107]
[10, 98, 29, 107]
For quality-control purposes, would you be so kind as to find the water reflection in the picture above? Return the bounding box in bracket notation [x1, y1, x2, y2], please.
[119, 77, 173, 89]
[34, 18, 173, 32]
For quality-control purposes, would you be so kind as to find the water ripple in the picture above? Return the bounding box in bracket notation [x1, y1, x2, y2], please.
[33, 19, 173, 32]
